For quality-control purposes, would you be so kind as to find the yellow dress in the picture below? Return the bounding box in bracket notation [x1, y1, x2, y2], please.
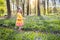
[16, 13, 24, 27]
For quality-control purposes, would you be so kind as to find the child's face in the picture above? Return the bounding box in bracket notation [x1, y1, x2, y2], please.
[18, 9, 21, 12]
[18, 9, 20, 12]
[17, 8, 22, 13]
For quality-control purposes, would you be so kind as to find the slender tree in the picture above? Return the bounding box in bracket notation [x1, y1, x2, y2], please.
[22, 0, 25, 16]
[27, 0, 29, 15]
[35, 0, 36, 15]
[12, 0, 14, 13]
[54, 0, 57, 13]
[35, 0, 37, 15]
[44, 0, 45, 15]
[42, 0, 45, 15]
[16, 0, 19, 10]
[6, 0, 11, 19]
[29, 0, 31, 15]
[47, 0, 49, 14]
[52, 0, 57, 13]
[37, 0, 40, 16]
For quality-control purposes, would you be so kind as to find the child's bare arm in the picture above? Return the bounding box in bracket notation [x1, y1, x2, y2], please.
[23, 17, 26, 19]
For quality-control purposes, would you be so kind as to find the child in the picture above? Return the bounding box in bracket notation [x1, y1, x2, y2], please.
[16, 7, 24, 31]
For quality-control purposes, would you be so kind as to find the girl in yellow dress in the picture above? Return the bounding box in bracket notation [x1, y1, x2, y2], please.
[16, 7, 24, 31]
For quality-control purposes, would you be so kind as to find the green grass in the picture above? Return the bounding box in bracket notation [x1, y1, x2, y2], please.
[23, 16, 60, 33]
[0, 16, 60, 33]
[0, 27, 60, 40]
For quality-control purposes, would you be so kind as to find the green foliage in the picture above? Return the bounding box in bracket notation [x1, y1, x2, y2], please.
[23, 16, 60, 33]
[0, 27, 15, 40]
[0, 19, 16, 28]
[0, 19, 4, 24]
[0, 27, 60, 40]
[4, 19, 15, 28]
[0, 0, 7, 16]
[0, 16, 60, 33]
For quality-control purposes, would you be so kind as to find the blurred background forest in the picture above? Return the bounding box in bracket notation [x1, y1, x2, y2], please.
[0, 0, 60, 18]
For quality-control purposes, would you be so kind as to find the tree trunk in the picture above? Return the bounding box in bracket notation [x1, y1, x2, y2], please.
[29, 0, 31, 15]
[47, 0, 49, 14]
[12, 0, 14, 13]
[27, 0, 29, 15]
[6, 0, 11, 19]
[22, 0, 25, 16]
[35, 0, 36, 15]
[53, 0, 57, 13]
[22, 3, 24, 16]
[43, 0, 45, 15]
[16, 0, 19, 10]
[37, 0, 40, 16]
[30, 3, 31, 15]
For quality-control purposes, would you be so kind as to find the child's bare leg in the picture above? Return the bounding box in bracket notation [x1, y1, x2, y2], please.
[18, 27, 22, 31]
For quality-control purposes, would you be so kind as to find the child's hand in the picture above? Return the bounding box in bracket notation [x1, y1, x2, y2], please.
[24, 18, 26, 19]
[23, 18, 26, 19]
